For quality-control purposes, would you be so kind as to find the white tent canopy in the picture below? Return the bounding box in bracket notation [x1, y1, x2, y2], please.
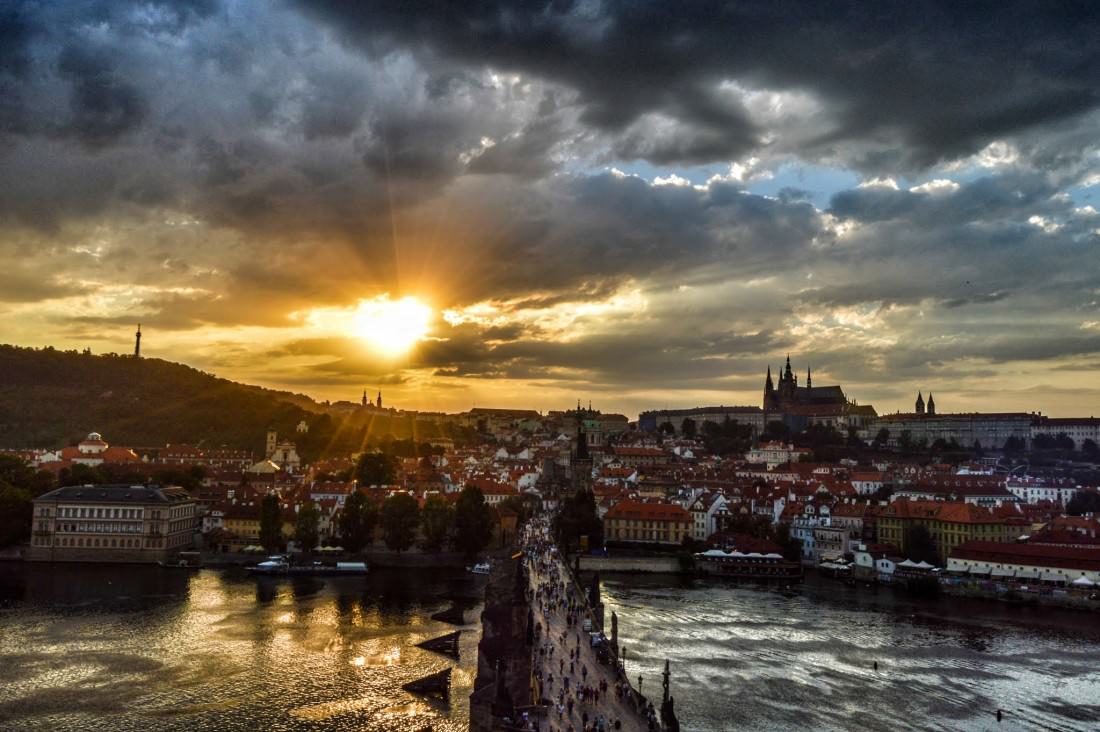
[1072, 575, 1095, 587]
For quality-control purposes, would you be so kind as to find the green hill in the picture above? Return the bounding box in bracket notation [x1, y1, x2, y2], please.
[0, 345, 459, 460]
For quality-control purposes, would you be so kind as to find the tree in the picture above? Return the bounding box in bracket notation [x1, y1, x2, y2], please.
[903, 525, 939, 565]
[420, 495, 454, 553]
[0, 455, 54, 497]
[681, 418, 697, 439]
[454, 486, 495, 557]
[658, 421, 675, 435]
[0, 483, 32, 547]
[972, 440, 984, 457]
[1066, 490, 1100, 516]
[1055, 433, 1076, 451]
[498, 494, 538, 525]
[772, 521, 802, 562]
[1003, 436, 1026, 455]
[554, 488, 603, 551]
[872, 428, 890, 450]
[1083, 439, 1100, 461]
[295, 501, 320, 553]
[1033, 433, 1056, 451]
[355, 452, 398, 487]
[763, 420, 790, 442]
[259, 493, 284, 551]
[380, 492, 419, 553]
[338, 490, 378, 552]
[898, 430, 913, 452]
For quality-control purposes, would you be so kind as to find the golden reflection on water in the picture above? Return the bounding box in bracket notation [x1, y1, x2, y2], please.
[0, 565, 480, 732]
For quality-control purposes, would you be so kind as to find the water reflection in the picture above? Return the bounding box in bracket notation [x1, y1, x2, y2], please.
[604, 573, 1100, 732]
[0, 564, 482, 731]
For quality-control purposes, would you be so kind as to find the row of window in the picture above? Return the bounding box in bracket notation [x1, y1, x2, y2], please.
[609, 528, 687, 542]
[56, 522, 148, 534]
[32, 536, 163, 548]
[58, 506, 148, 519]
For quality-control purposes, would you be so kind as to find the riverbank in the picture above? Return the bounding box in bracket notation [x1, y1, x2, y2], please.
[581, 553, 1100, 613]
[200, 549, 473, 568]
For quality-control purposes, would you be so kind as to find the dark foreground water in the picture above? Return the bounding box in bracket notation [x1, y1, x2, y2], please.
[3, 566, 1098, 732]
[603, 574, 1100, 732]
[0, 564, 483, 732]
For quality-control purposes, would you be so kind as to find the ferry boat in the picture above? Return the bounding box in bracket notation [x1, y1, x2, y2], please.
[467, 562, 492, 575]
[695, 548, 803, 581]
[247, 556, 369, 576]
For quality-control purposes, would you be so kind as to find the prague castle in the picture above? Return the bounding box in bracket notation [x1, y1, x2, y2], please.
[763, 355, 847, 413]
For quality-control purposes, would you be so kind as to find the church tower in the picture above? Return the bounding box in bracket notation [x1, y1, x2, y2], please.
[134, 324, 141, 358]
[778, 354, 797, 401]
[764, 365, 777, 409]
[806, 366, 812, 389]
[376, 390, 382, 409]
[927, 393, 935, 415]
[362, 389, 367, 407]
[571, 422, 593, 494]
[915, 391, 925, 414]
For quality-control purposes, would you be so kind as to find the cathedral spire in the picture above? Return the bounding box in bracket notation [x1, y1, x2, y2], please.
[134, 324, 141, 358]
[362, 389, 367, 407]
[807, 365, 812, 388]
[927, 392, 935, 415]
[915, 391, 925, 414]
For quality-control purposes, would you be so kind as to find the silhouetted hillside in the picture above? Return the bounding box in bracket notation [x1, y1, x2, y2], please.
[0, 345, 458, 459]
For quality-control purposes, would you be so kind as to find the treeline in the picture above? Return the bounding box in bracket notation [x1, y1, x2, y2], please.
[260, 484, 537, 557]
[0, 345, 477, 461]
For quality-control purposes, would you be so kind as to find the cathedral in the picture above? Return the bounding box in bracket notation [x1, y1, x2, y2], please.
[763, 355, 849, 412]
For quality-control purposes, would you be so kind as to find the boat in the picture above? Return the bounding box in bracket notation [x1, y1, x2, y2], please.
[247, 556, 369, 576]
[467, 562, 492, 575]
[159, 551, 202, 569]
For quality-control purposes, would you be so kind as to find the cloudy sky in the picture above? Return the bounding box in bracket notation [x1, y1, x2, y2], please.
[2, 1, 1099, 417]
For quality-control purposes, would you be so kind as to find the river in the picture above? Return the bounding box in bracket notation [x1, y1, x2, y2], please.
[2, 565, 1098, 732]
[603, 573, 1100, 732]
[0, 564, 483, 731]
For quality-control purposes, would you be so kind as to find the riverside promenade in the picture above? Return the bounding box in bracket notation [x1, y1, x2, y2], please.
[522, 516, 677, 732]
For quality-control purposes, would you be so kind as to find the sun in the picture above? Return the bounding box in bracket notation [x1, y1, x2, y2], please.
[353, 295, 432, 356]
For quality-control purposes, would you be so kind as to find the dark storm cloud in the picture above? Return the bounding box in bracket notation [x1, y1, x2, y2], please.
[57, 43, 148, 148]
[299, 0, 1100, 171]
[1, 0, 1098, 412]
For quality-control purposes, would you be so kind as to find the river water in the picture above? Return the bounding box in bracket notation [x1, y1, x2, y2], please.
[2, 565, 1098, 732]
[603, 573, 1100, 732]
[0, 564, 483, 732]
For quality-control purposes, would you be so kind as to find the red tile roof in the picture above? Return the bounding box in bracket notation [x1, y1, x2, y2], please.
[605, 500, 691, 522]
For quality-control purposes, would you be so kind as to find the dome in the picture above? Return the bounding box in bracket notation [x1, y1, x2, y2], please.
[87, 432, 103, 441]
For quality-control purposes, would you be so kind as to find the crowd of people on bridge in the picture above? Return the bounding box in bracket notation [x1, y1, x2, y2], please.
[515, 515, 664, 732]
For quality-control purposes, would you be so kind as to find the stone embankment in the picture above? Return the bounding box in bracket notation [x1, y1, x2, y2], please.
[578, 556, 682, 574]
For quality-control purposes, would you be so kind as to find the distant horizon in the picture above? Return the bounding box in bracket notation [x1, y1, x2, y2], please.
[4, 340, 1090, 422]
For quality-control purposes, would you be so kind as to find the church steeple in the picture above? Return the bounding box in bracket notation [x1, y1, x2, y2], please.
[575, 422, 590, 460]
[927, 392, 935, 415]
[806, 366, 812, 389]
[915, 391, 925, 414]
[764, 365, 776, 410]
[134, 324, 141, 358]
[362, 389, 367, 407]
[376, 390, 382, 408]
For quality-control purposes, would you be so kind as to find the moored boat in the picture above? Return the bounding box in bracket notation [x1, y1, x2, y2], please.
[247, 556, 369, 576]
